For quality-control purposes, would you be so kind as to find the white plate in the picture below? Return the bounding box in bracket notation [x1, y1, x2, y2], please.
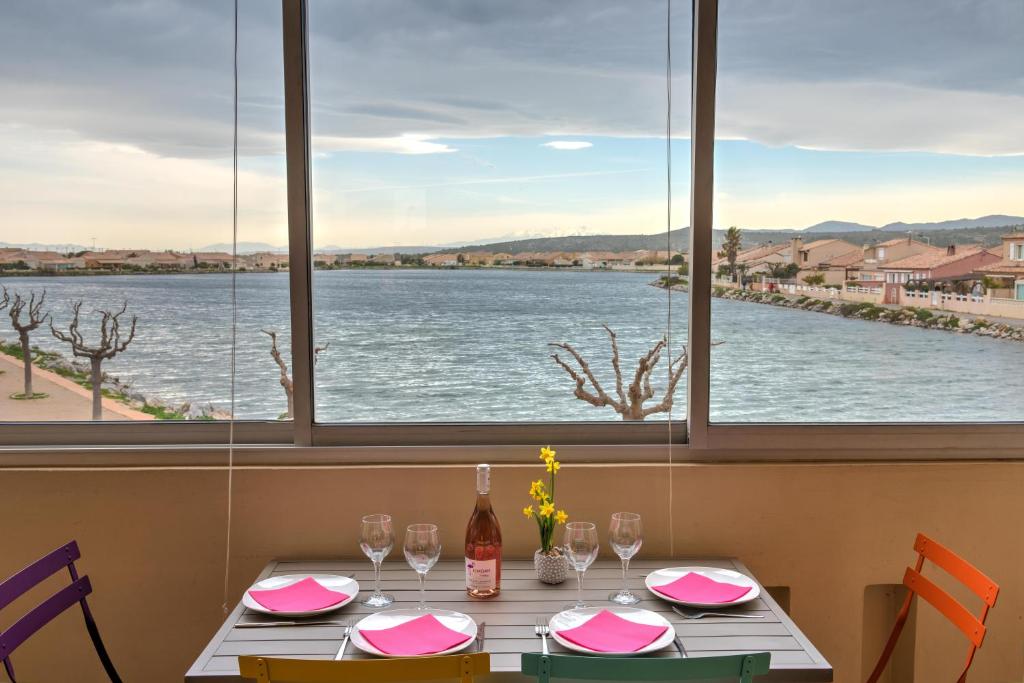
[549, 606, 675, 657]
[351, 608, 477, 658]
[644, 566, 760, 609]
[242, 574, 359, 617]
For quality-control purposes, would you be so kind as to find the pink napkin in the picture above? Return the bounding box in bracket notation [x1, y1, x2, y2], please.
[555, 610, 668, 653]
[652, 572, 752, 603]
[248, 577, 350, 612]
[359, 614, 472, 656]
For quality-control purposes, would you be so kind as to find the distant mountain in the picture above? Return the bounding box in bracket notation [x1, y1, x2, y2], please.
[198, 242, 439, 255]
[198, 241, 287, 254]
[0, 241, 90, 252]
[436, 228, 691, 255]
[804, 220, 876, 233]
[317, 245, 440, 255]
[880, 214, 1024, 232]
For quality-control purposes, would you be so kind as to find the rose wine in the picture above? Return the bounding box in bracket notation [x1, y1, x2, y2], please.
[465, 463, 502, 597]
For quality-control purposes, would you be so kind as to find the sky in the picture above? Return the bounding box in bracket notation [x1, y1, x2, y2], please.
[0, 0, 1022, 250]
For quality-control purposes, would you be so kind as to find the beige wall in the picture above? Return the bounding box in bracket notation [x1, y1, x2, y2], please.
[0, 460, 1021, 683]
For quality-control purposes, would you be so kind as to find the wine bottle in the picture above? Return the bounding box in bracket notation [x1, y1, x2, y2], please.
[465, 463, 502, 598]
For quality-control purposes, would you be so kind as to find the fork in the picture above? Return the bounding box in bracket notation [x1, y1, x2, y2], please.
[534, 616, 550, 655]
[672, 605, 764, 620]
[333, 620, 354, 660]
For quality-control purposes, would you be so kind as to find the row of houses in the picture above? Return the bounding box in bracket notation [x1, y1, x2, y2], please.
[717, 233, 1024, 303]
[421, 250, 679, 268]
[0, 248, 295, 272]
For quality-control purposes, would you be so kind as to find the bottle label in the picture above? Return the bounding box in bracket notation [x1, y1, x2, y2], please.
[465, 557, 497, 590]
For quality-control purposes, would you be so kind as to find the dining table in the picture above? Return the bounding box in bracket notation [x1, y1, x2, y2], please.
[185, 557, 832, 682]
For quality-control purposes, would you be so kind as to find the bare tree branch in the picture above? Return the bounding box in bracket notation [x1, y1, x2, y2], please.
[261, 329, 294, 419]
[549, 351, 608, 408]
[313, 341, 330, 366]
[550, 326, 714, 421]
[602, 324, 627, 405]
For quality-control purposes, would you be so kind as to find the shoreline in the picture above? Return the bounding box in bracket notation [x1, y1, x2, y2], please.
[0, 265, 677, 278]
[0, 341, 230, 420]
[654, 282, 1024, 343]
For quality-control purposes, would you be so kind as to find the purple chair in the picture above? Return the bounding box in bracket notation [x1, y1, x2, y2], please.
[0, 541, 121, 682]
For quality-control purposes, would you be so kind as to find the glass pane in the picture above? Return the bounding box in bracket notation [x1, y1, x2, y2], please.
[711, 0, 1024, 423]
[0, 1, 290, 422]
[309, 1, 691, 423]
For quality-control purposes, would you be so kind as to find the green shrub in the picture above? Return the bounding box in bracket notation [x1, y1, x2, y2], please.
[914, 308, 934, 322]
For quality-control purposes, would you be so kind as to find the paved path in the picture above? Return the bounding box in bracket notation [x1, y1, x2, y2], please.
[0, 353, 152, 421]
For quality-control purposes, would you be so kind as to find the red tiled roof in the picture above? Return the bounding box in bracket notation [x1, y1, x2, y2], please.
[881, 247, 986, 271]
[821, 249, 864, 267]
[977, 260, 1024, 276]
[801, 239, 841, 250]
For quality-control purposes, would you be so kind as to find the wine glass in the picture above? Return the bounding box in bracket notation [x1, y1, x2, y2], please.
[608, 512, 643, 605]
[404, 523, 441, 609]
[360, 514, 395, 608]
[563, 522, 599, 610]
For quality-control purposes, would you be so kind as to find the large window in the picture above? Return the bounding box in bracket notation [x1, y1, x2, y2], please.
[0, 1, 291, 425]
[1, 0, 1022, 454]
[709, 0, 1024, 424]
[307, 0, 690, 425]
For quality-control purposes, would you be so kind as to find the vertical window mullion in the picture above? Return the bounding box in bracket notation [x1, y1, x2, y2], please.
[686, 0, 718, 448]
[281, 0, 315, 446]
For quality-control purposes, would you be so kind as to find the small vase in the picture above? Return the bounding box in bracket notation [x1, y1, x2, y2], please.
[534, 548, 568, 584]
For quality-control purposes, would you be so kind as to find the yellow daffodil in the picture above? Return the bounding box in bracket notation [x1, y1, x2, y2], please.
[529, 479, 545, 499]
[555, 510, 568, 524]
[539, 502, 555, 517]
[522, 505, 534, 518]
[546, 459, 560, 474]
[540, 446, 556, 461]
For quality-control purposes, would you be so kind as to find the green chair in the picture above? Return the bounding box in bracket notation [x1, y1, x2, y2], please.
[521, 652, 771, 683]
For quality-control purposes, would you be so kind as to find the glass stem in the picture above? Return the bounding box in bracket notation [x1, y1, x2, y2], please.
[373, 560, 382, 595]
[418, 571, 426, 608]
[621, 557, 630, 595]
[576, 569, 584, 606]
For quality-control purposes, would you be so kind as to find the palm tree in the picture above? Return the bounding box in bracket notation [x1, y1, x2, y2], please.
[718, 226, 742, 281]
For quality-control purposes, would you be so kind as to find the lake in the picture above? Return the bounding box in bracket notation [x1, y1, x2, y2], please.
[2, 269, 1022, 423]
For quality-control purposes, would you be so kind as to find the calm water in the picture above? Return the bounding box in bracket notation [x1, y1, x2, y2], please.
[2, 270, 1022, 422]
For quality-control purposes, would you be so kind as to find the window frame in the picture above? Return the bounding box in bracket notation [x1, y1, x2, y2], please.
[0, 0, 1021, 461]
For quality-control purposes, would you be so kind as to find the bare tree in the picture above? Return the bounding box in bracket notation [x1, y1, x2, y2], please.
[261, 329, 294, 419]
[549, 325, 690, 421]
[51, 301, 137, 420]
[7, 289, 50, 398]
[260, 331, 329, 420]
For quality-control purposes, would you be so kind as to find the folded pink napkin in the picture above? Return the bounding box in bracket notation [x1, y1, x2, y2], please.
[359, 614, 472, 656]
[652, 572, 752, 603]
[248, 577, 350, 612]
[555, 610, 668, 653]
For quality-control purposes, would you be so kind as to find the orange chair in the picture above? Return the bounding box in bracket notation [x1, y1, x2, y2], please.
[866, 533, 998, 683]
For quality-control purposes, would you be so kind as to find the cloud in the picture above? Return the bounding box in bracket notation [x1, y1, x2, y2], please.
[3, 0, 1020, 160]
[315, 134, 457, 155]
[542, 141, 593, 151]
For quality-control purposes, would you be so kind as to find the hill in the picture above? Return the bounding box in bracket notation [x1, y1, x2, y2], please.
[880, 214, 1024, 232]
[434, 222, 1023, 255]
[804, 220, 876, 233]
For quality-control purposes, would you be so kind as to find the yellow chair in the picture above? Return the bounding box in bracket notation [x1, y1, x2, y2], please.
[238, 653, 490, 683]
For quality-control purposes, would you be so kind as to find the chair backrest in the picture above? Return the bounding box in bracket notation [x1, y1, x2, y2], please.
[238, 653, 490, 683]
[0, 541, 121, 683]
[521, 652, 771, 683]
[866, 533, 999, 683]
